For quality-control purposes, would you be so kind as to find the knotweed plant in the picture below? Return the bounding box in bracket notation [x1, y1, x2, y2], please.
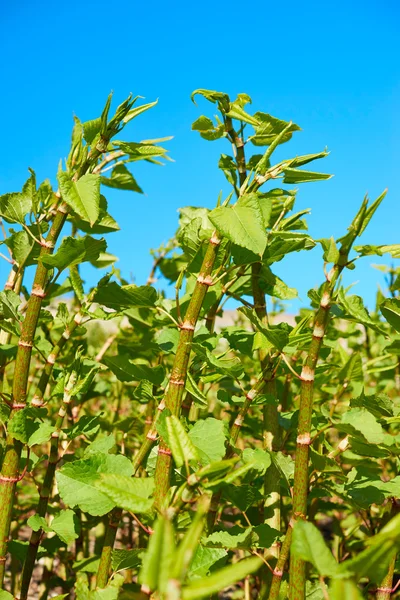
[0, 89, 399, 600]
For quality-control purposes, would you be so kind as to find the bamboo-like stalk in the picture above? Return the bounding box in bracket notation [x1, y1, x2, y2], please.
[0, 202, 69, 584]
[376, 556, 396, 600]
[0, 132, 110, 584]
[268, 523, 293, 600]
[30, 310, 84, 408]
[251, 262, 281, 546]
[19, 370, 78, 599]
[153, 233, 221, 508]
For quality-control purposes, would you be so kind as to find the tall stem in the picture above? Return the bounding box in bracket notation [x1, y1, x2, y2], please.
[0, 203, 68, 584]
[288, 268, 340, 599]
[19, 370, 78, 600]
[153, 233, 221, 508]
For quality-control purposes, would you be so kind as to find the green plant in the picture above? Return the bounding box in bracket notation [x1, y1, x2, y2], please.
[0, 88, 398, 600]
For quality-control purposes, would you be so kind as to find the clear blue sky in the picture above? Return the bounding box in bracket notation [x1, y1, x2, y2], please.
[1, 0, 399, 311]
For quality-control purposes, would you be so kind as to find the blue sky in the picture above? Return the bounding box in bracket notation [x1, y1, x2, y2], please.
[0, 0, 399, 311]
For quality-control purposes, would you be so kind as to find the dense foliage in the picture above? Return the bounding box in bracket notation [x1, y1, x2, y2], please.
[0, 90, 399, 600]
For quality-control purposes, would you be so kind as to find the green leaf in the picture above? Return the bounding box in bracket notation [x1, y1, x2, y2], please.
[0, 591, 15, 600]
[242, 448, 272, 475]
[103, 355, 164, 385]
[58, 172, 101, 226]
[67, 414, 102, 440]
[40, 236, 106, 272]
[240, 306, 289, 351]
[165, 415, 199, 467]
[249, 112, 300, 146]
[0, 192, 32, 224]
[355, 243, 400, 258]
[95, 474, 154, 513]
[185, 372, 208, 407]
[338, 290, 385, 335]
[187, 546, 227, 581]
[339, 513, 400, 583]
[8, 408, 38, 444]
[0, 290, 21, 320]
[337, 407, 385, 444]
[56, 453, 133, 515]
[139, 517, 175, 593]
[27, 514, 50, 533]
[101, 163, 143, 193]
[94, 282, 157, 310]
[329, 579, 363, 600]
[282, 168, 332, 184]
[209, 194, 267, 257]
[319, 237, 340, 264]
[28, 422, 56, 447]
[182, 556, 262, 599]
[188, 418, 226, 464]
[191, 344, 244, 379]
[203, 527, 253, 549]
[381, 298, 400, 332]
[111, 548, 143, 572]
[51, 509, 80, 545]
[291, 521, 339, 576]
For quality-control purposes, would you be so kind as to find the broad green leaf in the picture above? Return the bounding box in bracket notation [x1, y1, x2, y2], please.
[101, 163, 143, 193]
[0, 290, 21, 320]
[337, 408, 385, 444]
[96, 474, 154, 513]
[103, 355, 164, 385]
[209, 194, 267, 257]
[319, 237, 340, 264]
[242, 448, 272, 474]
[265, 231, 316, 265]
[191, 344, 244, 379]
[381, 298, 400, 332]
[0, 591, 15, 600]
[338, 290, 385, 335]
[191, 89, 230, 111]
[84, 434, 116, 457]
[111, 548, 143, 572]
[188, 418, 226, 464]
[28, 422, 56, 447]
[165, 415, 199, 467]
[203, 527, 253, 549]
[27, 515, 50, 533]
[56, 453, 133, 516]
[67, 414, 102, 440]
[249, 112, 300, 146]
[182, 556, 262, 599]
[291, 521, 339, 576]
[40, 236, 106, 271]
[94, 282, 157, 310]
[240, 306, 289, 351]
[8, 408, 39, 444]
[329, 579, 363, 600]
[113, 141, 169, 161]
[0, 192, 31, 224]
[139, 517, 175, 593]
[51, 509, 80, 545]
[187, 546, 227, 581]
[58, 172, 101, 226]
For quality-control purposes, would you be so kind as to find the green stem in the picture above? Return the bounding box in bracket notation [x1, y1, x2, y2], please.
[376, 555, 396, 600]
[19, 370, 78, 600]
[96, 508, 122, 589]
[31, 310, 84, 408]
[268, 523, 293, 600]
[0, 202, 68, 586]
[251, 262, 281, 546]
[153, 233, 221, 509]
